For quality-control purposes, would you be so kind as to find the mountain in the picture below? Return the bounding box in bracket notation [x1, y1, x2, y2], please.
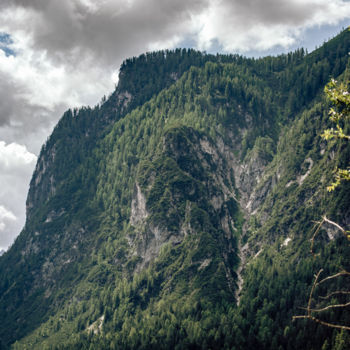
[0, 30, 349, 349]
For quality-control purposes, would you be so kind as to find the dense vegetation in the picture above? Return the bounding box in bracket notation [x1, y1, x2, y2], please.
[0, 30, 349, 349]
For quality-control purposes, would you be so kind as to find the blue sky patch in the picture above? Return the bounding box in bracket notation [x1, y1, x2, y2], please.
[0, 33, 15, 57]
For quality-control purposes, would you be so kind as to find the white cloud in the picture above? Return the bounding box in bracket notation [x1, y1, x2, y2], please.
[192, 0, 350, 52]
[0, 141, 37, 168]
[0, 204, 17, 250]
[0, 205, 16, 232]
[0, 141, 36, 249]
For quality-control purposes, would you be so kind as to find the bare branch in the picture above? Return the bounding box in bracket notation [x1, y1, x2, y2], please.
[323, 216, 349, 239]
[317, 270, 350, 286]
[310, 218, 325, 257]
[308, 269, 323, 316]
[308, 301, 350, 313]
[323, 217, 347, 234]
[319, 291, 350, 300]
[310, 216, 349, 256]
[293, 269, 350, 330]
[292, 315, 350, 331]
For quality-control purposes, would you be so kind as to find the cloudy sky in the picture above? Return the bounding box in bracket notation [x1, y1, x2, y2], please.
[0, 0, 349, 251]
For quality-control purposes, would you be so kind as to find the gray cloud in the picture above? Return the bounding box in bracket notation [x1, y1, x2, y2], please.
[227, 0, 326, 26]
[1, 0, 209, 67]
[1, 0, 347, 66]
[0, 141, 37, 249]
[2, 0, 349, 67]
[0, 68, 64, 154]
[0, 71, 47, 128]
[0, 73, 19, 127]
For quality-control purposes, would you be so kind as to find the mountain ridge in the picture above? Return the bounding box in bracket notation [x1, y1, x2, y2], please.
[0, 29, 349, 349]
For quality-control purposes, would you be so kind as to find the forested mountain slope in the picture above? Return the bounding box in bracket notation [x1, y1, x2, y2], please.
[0, 30, 349, 349]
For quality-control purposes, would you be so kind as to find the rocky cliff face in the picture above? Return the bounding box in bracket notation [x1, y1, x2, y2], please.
[129, 127, 239, 287]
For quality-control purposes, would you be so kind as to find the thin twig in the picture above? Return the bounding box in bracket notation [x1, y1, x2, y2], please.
[319, 291, 350, 300]
[293, 269, 350, 330]
[310, 219, 325, 257]
[292, 315, 350, 331]
[310, 216, 349, 256]
[308, 269, 323, 316]
[317, 270, 350, 286]
[323, 217, 347, 238]
[307, 301, 350, 313]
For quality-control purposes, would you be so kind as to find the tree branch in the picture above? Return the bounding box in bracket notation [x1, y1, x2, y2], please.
[317, 270, 350, 286]
[308, 301, 350, 313]
[293, 269, 350, 330]
[308, 269, 323, 316]
[310, 218, 325, 257]
[323, 217, 349, 239]
[292, 315, 350, 331]
[310, 216, 350, 256]
[319, 291, 350, 300]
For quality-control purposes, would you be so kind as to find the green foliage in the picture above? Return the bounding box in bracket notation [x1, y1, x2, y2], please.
[0, 29, 350, 350]
[322, 78, 350, 191]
